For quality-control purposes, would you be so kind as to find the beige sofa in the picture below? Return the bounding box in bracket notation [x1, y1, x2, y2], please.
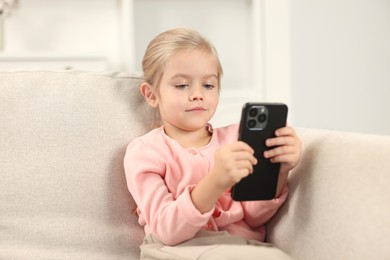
[1, 71, 389, 260]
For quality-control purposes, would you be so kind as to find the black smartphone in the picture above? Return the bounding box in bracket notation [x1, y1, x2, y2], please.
[231, 102, 288, 201]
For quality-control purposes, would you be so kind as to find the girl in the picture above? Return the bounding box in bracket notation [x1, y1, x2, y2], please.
[124, 28, 301, 260]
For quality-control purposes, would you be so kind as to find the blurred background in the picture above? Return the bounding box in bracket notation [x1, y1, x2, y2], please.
[1, 0, 389, 135]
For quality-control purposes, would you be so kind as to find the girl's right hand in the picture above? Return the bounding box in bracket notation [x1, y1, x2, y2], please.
[210, 141, 258, 191]
[191, 141, 257, 214]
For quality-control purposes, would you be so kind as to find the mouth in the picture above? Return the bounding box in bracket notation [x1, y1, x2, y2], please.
[186, 107, 207, 112]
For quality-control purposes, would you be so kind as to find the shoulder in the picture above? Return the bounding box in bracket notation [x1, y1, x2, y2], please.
[127, 127, 164, 148]
[125, 127, 165, 159]
[215, 123, 239, 134]
[213, 124, 239, 143]
[124, 127, 168, 172]
[125, 126, 184, 163]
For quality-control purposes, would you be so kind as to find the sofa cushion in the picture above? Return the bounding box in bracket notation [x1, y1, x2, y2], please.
[0, 71, 154, 259]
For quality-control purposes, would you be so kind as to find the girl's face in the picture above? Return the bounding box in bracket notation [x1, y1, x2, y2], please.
[156, 49, 220, 135]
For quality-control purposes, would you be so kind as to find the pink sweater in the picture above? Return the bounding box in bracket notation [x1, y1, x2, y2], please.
[124, 124, 288, 246]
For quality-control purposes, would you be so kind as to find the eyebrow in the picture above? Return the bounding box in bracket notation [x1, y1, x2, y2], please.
[171, 73, 218, 80]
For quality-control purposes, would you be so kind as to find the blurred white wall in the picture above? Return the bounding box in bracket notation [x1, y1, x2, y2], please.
[1, 0, 389, 135]
[290, 0, 390, 135]
[0, 0, 119, 70]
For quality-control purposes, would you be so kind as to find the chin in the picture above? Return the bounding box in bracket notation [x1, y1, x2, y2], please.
[182, 123, 208, 132]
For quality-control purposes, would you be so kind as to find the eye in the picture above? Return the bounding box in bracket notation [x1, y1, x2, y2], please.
[203, 83, 215, 90]
[175, 84, 189, 89]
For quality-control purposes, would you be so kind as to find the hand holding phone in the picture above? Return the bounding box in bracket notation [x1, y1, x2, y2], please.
[231, 102, 288, 201]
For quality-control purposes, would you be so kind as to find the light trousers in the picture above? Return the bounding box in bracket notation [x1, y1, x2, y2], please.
[140, 230, 293, 260]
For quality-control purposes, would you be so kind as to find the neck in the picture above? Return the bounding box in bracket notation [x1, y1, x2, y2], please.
[163, 124, 212, 148]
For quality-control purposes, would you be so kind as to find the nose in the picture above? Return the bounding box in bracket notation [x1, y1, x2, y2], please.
[189, 86, 204, 101]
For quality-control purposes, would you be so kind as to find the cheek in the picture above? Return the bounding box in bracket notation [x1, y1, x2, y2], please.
[160, 96, 183, 113]
[209, 93, 220, 108]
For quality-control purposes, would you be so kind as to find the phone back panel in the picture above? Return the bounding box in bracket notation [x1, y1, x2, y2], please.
[231, 103, 288, 201]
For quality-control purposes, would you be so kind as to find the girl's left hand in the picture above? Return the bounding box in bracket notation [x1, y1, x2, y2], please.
[263, 126, 302, 174]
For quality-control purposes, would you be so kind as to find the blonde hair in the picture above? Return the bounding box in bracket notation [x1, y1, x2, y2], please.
[142, 28, 223, 91]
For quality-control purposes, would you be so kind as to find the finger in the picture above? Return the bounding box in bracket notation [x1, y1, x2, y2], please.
[236, 141, 255, 154]
[234, 151, 258, 165]
[229, 141, 255, 153]
[264, 145, 296, 159]
[266, 136, 297, 147]
[236, 160, 255, 173]
[269, 154, 300, 166]
[233, 169, 252, 183]
[275, 126, 297, 137]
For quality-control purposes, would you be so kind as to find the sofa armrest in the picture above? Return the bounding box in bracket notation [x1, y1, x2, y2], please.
[267, 128, 390, 260]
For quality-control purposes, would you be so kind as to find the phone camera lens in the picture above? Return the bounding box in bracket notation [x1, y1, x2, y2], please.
[249, 108, 258, 117]
[258, 114, 267, 123]
[247, 119, 257, 128]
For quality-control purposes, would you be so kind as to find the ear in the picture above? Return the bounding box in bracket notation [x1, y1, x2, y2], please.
[140, 82, 158, 108]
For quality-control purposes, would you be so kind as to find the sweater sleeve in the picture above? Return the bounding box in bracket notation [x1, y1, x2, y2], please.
[241, 186, 289, 227]
[124, 138, 214, 246]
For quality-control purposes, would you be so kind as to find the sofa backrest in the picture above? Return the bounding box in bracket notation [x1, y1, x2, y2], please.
[0, 71, 154, 259]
